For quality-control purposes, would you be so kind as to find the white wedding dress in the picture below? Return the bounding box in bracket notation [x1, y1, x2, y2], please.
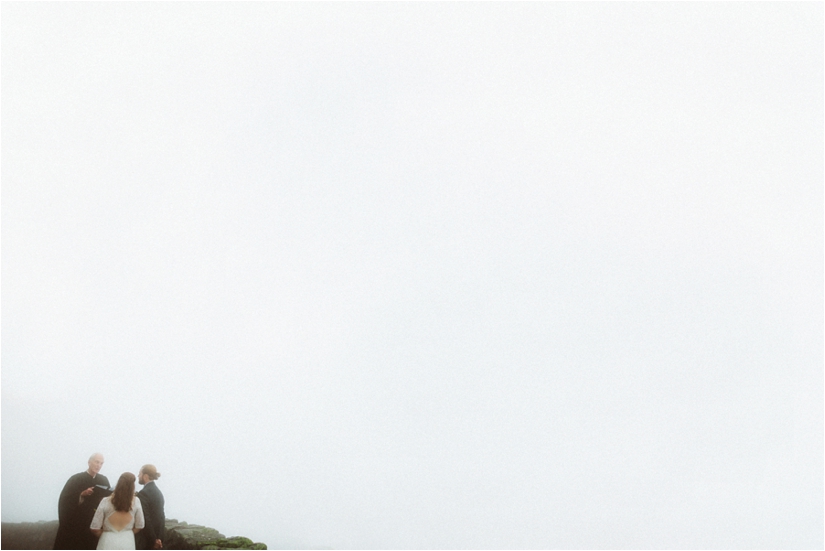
[90, 495, 145, 550]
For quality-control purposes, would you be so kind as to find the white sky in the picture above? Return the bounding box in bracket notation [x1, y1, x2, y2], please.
[2, 2, 823, 549]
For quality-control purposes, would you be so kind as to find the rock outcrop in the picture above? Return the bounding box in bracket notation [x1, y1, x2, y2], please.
[0, 520, 58, 550]
[163, 519, 267, 550]
[0, 519, 267, 550]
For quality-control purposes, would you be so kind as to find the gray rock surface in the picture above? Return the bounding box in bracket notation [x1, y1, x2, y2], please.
[1, 520, 59, 550]
[0, 519, 267, 549]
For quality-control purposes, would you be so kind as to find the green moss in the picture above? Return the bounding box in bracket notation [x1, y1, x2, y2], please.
[200, 536, 266, 549]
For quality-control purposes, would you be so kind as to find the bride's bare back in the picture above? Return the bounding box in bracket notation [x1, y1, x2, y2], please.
[108, 510, 133, 532]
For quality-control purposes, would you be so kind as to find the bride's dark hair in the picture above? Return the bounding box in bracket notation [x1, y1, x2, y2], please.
[111, 472, 136, 512]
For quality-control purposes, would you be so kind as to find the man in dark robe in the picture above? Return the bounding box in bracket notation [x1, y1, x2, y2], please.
[53, 453, 111, 550]
[136, 464, 166, 550]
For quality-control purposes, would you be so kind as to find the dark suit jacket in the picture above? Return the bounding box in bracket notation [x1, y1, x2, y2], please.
[136, 481, 165, 549]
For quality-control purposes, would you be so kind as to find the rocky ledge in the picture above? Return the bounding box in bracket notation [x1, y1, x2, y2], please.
[164, 519, 267, 550]
[0, 519, 267, 550]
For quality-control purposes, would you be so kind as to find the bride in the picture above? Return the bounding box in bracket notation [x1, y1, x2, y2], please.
[90, 472, 145, 550]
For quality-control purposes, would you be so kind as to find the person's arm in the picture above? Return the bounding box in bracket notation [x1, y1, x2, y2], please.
[157, 498, 166, 548]
[79, 486, 94, 505]
[138, 494, 157, 542]
[90, 498, 106, 538]
[133, 498, 145, 534]
[57, 479, 73, 522]
[150, 493, 165, 549]
[57, 476, 84, 522]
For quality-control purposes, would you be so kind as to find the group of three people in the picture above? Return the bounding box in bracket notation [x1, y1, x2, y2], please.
[54, 453, 165, 550]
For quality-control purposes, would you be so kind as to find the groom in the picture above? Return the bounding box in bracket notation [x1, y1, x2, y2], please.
[136, 464, 165, 550]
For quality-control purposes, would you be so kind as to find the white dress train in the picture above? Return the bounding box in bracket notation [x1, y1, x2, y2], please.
[90, 495, 145, 550]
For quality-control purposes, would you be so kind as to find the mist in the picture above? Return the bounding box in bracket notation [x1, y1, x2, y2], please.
[2, 3, 822, 549]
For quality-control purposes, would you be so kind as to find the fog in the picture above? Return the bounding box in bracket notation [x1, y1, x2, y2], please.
[2, 3, 822, 549]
